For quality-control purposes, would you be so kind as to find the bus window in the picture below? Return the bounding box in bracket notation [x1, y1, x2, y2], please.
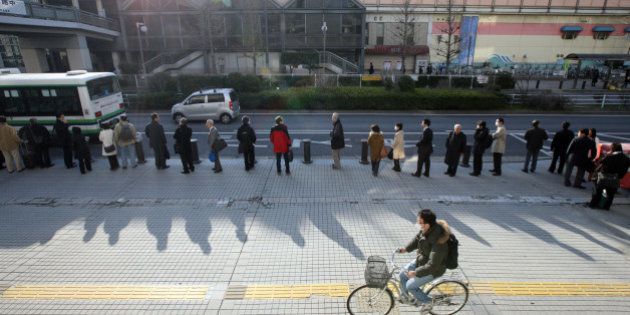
[22, 87, 81, 116]
[87, 76, 121, 100]
[0, 89, 27, 115]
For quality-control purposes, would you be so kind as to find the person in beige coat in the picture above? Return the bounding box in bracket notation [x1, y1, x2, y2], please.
[490, 117, 507, 176]
[0, 116, 24, 173]
[392, 123, 405, 172]
[367, 124, 385, 177]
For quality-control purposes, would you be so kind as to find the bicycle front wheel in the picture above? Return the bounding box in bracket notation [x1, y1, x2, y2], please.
[426, 280, 469, 315]
[346, 285, 394, 315]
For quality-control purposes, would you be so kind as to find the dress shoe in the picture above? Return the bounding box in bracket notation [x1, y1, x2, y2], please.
[573, 185, 586, 189]
[286, 170, 291, 175]
[214, 169, 223, 173]
[423, 173, 430, 178]
[521, 169, 528, 173]
[411, 172, 421, 177]
[470, 172, 480, 176]
[181, 171, 190, 174]
[444, 171, 450, 175]
[492, 172, 501, 176]
[564, 181, 571, 187]
[530, 169, 535, 173]
[449, 173, 456, 177]
[489, 169, 496, 173]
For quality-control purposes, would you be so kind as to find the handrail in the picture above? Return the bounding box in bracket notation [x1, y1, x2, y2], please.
[144, 51, 197, 73]
[1, 2, 119, 32]
[316, 50, 359, 73]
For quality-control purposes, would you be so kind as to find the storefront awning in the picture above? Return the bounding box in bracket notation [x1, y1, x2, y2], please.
[560, 26, 583, 32]
[592, 26, 615, 32]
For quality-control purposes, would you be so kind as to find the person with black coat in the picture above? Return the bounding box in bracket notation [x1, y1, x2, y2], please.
[413, 118, 433, 177]
[19, 118, 54, 168]
[144, 113, 169, 170]
[237, 116, 257, 171]
[589, 143, 630, 210]
[330, 112, 345, 169]
[470, 120, 490, 176]
[71, 127, 92, 174]
[565, 129, 597, 188]
[522, 120, 548, 173]
[548, 121, 574, 174]
[444, 124, 467, 177]
[174, 118, 194, 174]
[53, 113, 75, 169]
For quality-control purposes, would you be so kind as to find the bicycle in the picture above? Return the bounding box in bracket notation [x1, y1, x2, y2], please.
[346, 251, 469, 315]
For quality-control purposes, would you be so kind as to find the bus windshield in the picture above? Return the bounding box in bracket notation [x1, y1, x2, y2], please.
[87, 76, 121, 101]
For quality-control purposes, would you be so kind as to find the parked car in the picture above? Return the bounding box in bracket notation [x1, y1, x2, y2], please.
[171, 88, 240, 124]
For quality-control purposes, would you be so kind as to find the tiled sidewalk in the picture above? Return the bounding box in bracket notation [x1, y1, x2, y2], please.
[0, 157, 629, 314]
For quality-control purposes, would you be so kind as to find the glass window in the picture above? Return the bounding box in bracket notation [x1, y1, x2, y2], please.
[0, 89, 26, 116]
[306, 14, 323, 35]
[561, 31, 579, 40]
[286, 14, 305, 34]
[162, 15, 180, 36]
[209, 15, 226, 37]
[181, 14, 202, 35]
[207, 94, 225, 103]
[342, 14, 361, 34]
[87, 76, 122, 101]
[593, 32, 610, 40]
[225, 15, 243, 36]
[186, 95, 206, 105]
[267, 14, 281, 33]
[229, 91, 238, 102]
[15, 87, 81, 116]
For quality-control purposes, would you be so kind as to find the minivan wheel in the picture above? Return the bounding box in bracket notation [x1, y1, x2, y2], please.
[173, 113, 185, 123]
[220, 113, 232, 124]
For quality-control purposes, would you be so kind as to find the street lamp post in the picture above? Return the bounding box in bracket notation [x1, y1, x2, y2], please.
[321, 21, 328, 64]
[136, 22, 148, 75]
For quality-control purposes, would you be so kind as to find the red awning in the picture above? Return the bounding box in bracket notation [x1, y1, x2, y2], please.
[365, 45, 429, 55]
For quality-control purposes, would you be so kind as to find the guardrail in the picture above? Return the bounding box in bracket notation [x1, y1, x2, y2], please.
[508, 93, 630, 108]
[1, 2, 119, 32]
[317, 51, 359, 74]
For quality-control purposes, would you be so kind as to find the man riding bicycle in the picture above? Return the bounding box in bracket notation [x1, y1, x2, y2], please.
[398, 209, 451, 310]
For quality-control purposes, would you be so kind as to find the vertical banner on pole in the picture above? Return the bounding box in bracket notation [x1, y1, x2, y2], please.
[457, 16, 479, 66]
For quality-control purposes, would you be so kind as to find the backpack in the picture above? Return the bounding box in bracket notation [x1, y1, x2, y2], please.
[239, 129, 253, 146]
[484, 133, 493, 149]
[119, 124, 133, 142]
[444, 234, 459, 270]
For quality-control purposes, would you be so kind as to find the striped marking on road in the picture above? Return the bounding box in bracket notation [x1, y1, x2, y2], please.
[2, 282, 630, 300]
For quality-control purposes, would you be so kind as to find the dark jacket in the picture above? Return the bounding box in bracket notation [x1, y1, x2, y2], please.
[444, 131, 467, 165]
[567, 136, 597, 168]
[173, 125, 193, 153]
[473, 127, 489, 153]
[404, 220, 451, 278]
[237, 123, 257, 152]
[600, 152, 630, 179]
[330, 120, 345, 150]
[71, 130, 91, 159]
[53, 119, 71, 145]
[144, 121, 167, 150]
[524, 127, 549, 151]
[416, 127, 433, 154]
[550, 129, 574, 153]
[19, 123, 51, 146]
[270, 124, 291, 153]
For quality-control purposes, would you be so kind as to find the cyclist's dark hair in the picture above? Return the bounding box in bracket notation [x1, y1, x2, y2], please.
[422, 119, 431, 126]
[418, 209, 437, 226]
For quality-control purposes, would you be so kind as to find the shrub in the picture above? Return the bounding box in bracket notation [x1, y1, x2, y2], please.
[494, 72, 516, 90]
[126, 92, 181, 111]
[397, 75, 415, 92]
[384, 77, 394, 90]
[520, 93, 569, 110]
[226, 73, 262, 93]
[452, 77, 478, 88]
[416, 76, 442, 88]
[147, 73, 177, 93]
[339, 76, 361, 87]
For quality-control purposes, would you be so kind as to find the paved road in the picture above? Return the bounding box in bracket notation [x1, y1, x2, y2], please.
[117, 112, 630, 159]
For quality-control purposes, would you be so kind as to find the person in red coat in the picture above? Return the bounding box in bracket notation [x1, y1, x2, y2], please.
[270, 116, 292, 175]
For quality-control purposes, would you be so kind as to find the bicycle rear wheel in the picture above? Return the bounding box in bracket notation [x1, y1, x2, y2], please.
[346, 285, 394, 315]
[425, 280, 468, 315]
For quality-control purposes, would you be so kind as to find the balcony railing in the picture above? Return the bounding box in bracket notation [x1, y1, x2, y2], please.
[1, 2, 119, 32]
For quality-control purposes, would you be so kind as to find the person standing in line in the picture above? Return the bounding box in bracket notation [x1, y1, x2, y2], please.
[522, 120, 548, 173]
[114, 115, 138, 169]
[330, 112, 345, 170]
[369, 62, 375, 74]
[145, 113, 169, 170]
[412, 119, 433, 178]
[207, 119, 223, 173]
[565, 129, 597, 189]
[237, 116, 257, 171]
[589, 143, 630, 210]
[71, 127, 92, 174]
[270, 116, 292, 175]
[53, 113, 75, 169]
[0, 115, 24, 173]
[591, 68, 599, 87]
[392, 123, 405, 172]
[490, 117, 507, 176]
[444, 124, 467, 177]
[470, 120, 490, 176]
[19, 118, 53, 168]
[549, 121, 574, 174]
[98, 122, 119, 171]
[174, 118, 194, 174]
[368, 124, 385, 177]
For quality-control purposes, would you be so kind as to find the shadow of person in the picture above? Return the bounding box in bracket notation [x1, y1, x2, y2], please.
[0, 206, 82, 248]
[308, 210, 365, 260]
[83, 211, 105, 243]
[230, 210, 248, 243]
[147, 208, 173, 251]
[184, 209, 212, 255]
[103, 209, 133, 246]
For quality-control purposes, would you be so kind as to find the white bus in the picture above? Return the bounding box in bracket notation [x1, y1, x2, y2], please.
[0, 70, 126, 137]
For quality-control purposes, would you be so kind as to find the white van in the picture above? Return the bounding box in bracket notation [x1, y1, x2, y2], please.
[171, 88, 240, 124]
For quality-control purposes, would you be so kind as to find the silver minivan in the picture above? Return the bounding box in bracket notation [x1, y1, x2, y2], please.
[171, 88, 240, 124]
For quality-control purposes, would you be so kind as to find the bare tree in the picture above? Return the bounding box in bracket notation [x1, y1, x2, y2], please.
[242, 12, 264, 74]
[390, 0, 415, 74]
[434, 0, 461, 72]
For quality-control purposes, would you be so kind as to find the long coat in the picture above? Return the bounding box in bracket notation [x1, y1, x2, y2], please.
[445, 131, 467, 165]
[404, 220, 451, 278]
[524, 127, 549, 151]
[330, 120, 345, 150]
[270, 124, 291, 153]
[174, 125, 193, 154]
[550, 129, 575, 154]
[492, 126, 507, 154]
[367, 131, 384, 162]
[237, 123, 257, 152]
[144, 121, 167, 151]
[98, 129, 117, 156]
[208, 126, 219, 152]
[473, 127, 489, 154]
[0, 124, 20, 152]
[392, 130, 405, 160]
[567, 136, 597, 169]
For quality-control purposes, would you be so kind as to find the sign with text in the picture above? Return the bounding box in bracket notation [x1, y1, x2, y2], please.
[0, 0, 27, 16]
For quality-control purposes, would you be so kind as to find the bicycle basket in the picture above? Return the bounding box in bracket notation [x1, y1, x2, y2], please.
[364, 256, 389, 288]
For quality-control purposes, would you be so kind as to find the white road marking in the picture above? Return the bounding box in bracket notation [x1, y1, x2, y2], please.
[510, 133, 552, 157]
[599, 133, 630, 142]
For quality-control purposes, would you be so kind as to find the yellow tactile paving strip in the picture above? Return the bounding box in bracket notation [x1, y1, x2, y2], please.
[2, 282, 630, 300]
[0, 285, 208, 300]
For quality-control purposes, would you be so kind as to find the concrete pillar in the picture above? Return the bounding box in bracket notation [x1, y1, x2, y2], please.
[111, 51, 121, 73]
[66, 35, 93, 71]
[95, 0, 106, 17]
[21, 48, 48, 73]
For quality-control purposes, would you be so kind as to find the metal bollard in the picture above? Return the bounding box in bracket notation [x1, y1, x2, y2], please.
[558, 80, 563, 89]
[191, 138, 201, 164]
[134, 141, 146, 164]
[360, 139, 369, 165]
[302, 139, 312, 164]
[535, 80, 540, 89]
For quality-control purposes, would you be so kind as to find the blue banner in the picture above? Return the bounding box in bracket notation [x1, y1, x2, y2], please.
[458, 16, 479, 66]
